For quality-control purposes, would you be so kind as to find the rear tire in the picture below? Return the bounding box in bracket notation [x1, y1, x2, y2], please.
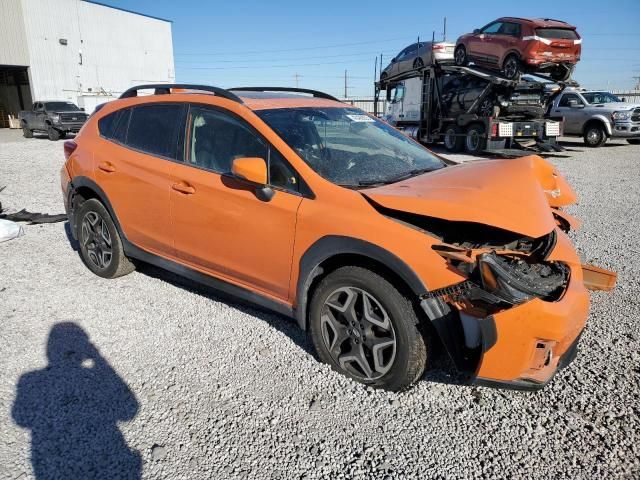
[22, 124, 33, 138]
[464, 124, 487, 155]
[443, 125, 464, 152]
[454, 45, 468, 66]
[309, 266, 428, 391]
[627, 138, 640, 145]
[75, 198, 135, 279]
[583, 124, 607, 148]
[550, 65, 574, 82]
[47, 126, 60, 141]
[502, 54, 521, 80]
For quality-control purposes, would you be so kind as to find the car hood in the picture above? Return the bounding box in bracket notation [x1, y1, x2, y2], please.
[589, 102, 640, 111]
[362, 156, 564, 238]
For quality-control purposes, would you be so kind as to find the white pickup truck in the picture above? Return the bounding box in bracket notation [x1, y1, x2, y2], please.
[547, 89, 640, 147]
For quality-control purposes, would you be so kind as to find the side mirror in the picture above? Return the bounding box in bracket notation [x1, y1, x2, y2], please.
[473, 29, 480, 34]
[231, 157, 274, 201]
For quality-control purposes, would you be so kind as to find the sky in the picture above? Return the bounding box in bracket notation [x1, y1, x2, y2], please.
[102, 0, 640, 97]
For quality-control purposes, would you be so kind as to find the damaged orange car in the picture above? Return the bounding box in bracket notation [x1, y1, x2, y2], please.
[60, 84, 616, 391]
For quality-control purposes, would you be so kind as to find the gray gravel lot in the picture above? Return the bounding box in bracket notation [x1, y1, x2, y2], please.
[0, 128, 638, 479]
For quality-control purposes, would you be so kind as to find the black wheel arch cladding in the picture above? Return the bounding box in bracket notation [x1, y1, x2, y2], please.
[295, 236, 428, 330]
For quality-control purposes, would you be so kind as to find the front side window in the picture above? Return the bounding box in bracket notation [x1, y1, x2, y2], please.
[559, 94, 583, 107]
[126, 104, 183, 159]
[257, 107, 445, 187]
[44, 102, 80, 112]
[187, 107, 300, 193]
[482, 22, 503, 34]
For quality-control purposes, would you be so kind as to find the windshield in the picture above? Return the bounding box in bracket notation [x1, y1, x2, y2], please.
[256, 107, 444, 187]
[45, 102, 81, 112]
[581, 92, 622, 104]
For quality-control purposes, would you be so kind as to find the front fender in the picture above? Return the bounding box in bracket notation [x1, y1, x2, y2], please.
[584, 115, 612, 136]
[295, 235, 428, 329]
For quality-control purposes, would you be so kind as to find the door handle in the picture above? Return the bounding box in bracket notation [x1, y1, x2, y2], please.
[172, 182, 196, 195]
[98, 161, 116, 173]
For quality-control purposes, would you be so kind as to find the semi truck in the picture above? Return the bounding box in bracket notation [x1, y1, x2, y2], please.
[375, 64, 567, 156]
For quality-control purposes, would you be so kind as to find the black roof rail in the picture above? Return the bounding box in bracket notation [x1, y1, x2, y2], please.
[119, 84, 243, 103]
[229, 87, 340, 102]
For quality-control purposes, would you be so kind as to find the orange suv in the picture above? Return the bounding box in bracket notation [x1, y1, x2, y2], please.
[60, 84, 614, 391]
[455, 17, 581, 81]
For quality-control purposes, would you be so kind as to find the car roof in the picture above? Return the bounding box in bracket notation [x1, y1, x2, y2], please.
[497, 17, 576, 29]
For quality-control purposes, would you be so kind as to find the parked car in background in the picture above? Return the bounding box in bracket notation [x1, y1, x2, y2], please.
[455, 17, 581, 81]
[19, 101, 88, 141]
[61, 84, 616, 392]
[548, 89, 640, 147]
[380, 41, 455, 81]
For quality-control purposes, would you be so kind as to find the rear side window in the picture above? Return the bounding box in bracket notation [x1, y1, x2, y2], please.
[535, 28, 578, 40]
[499, 22, 521, 37]
[126, 104, 184, 159]
[98, 108, 131, 144]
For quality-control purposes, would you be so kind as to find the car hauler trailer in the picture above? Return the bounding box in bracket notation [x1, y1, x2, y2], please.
[375, 64, 568, 156]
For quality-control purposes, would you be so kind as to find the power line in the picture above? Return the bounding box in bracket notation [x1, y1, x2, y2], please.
[175, 35, 416, 56]
[179, 58, 380, 70]
[175, 50, 399, 65]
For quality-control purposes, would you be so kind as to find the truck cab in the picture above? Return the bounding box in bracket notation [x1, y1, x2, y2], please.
[548, 89, 640, 147]
[19, 101, 89, 141]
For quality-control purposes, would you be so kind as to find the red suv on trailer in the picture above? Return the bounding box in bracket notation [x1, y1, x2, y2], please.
[455, 17, 581, 81]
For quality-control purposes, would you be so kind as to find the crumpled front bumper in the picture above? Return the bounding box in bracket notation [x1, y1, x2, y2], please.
[471, 263, 589, 390]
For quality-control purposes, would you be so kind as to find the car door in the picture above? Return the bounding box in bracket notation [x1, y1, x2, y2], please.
[94, 102, 185, 256]
[551, 93, 585, 134]
[471, 21, 503, 63]
[170, 105, 303, 300]
[34, 103, 45, 130]
[397, 43, 419, 74]
[495, 22, 522, 65]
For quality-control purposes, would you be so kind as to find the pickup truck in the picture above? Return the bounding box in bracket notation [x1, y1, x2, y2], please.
[547, 89, 640, 147]
[19, 101, 89, 141]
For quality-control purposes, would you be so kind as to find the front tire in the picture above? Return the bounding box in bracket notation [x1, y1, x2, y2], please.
[309, 266, 428, 391]
[583, 124, 607, 148]
[454, 45, 468, 66]
[502, 54, 521, 80]
[75, 198, 135, 279]
[47, 126, 60, 141]
[22, 124, 33, 138]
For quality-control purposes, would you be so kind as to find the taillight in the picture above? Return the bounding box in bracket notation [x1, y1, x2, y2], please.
[432, 44, 445, 50]
[491, 123, 498, 138]
[63, 140, 78, 160]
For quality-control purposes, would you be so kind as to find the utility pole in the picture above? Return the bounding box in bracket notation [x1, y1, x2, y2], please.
[344, 70, 348, 98]
[293, 73, 301, 88]
[442, 17, 447, 42]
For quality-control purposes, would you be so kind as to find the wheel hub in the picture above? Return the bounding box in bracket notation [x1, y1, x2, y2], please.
[320, 286, 397, 381]
[81, 211, 113, 270]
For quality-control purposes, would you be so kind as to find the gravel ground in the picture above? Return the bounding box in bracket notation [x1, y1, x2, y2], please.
[0, 128, 638, 479]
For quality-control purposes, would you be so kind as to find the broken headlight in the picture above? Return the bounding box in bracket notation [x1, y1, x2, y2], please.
[477, 252, 569, 304]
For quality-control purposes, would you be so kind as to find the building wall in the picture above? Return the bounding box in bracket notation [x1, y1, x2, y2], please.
[0, 0, 29, 66]
[18, 0, 174, 110]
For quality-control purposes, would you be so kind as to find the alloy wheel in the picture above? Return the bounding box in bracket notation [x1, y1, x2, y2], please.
[320, 286, 397, 381]
[455, 47, 466, 66]
[81, 211, 113, 269]
[504, 57, 519, 79]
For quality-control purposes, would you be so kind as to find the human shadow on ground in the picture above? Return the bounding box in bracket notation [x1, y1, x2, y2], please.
[12, 322, 141, 479]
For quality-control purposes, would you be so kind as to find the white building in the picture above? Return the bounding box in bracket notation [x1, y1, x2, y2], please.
[0, 0, 175, 120]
